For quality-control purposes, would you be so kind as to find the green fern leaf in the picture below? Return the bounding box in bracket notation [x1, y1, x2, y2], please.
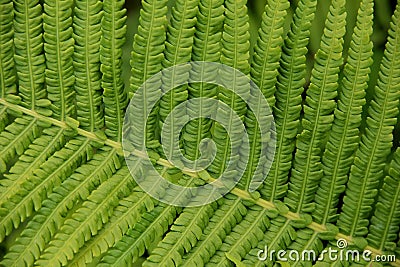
[182, 0, 224, 163]
[286, 228, 322, 266]
[285, 0, 346, 213]
[31, 148, 121, 266]
[242, 216, 296, 266]
[98, 204, 178, 266]
[158, 0, 198, 127]
[0, 116, 39, 173]
[143, 203, 216, 266]
[101, 0, 128, 141]
[69, 197, 168, 266]
[338, 1, 400, 237]
[367, 148, 400, 252]
[261, 0, 317, 201]
[221, 205, 270, 265]
[73, 0, 104, 131]
[1, 1, 400, 266]
[129, 0, 168, 149]
[0, 137, 90, 243]
[313, 0, 374, 225]
[0, 0, 16, 98]
[180, 194, 247, 266]
[44, 0, 75, 121]
[13, 0, 46, 111]
[250, 0, 289, 107]
[241, 0, 288, 193]
[208, 0, 250, 186]
[0, 127, 65, 217]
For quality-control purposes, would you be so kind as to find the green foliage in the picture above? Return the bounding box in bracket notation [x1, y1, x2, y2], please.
[286, 0, 347, 214]
[101, 0, 128, 141]
[44, 0, 75, 121]
[338, 0, 400, 238]
[0, 0, 400, 266]
[13, 0, 46, 111]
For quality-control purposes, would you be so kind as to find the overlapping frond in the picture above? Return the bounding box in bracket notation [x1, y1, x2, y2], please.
[220, 205, 270, 265]
[0, 136, 90, 243]
[0, 0, 400, 266]
[286, 0, 346, 213]
[13, 0, 46, 111]
[367, 148, 400, 252]
[0, 0, 16, 98]
[180, 194, 247, 265]
[36, 155, 134, 266]
[73, 0, 104, 131]
[0, 127, 65, 218]
[260, 0, 317, 201]
[158, 0, 198, 124]
[63, 182, 155, 267]
[98, 204, 178, 266]
[129, 0, 168, 148]
[0, 116, 39, 173]
[43, 0, 75, 121]
[250, 0, 289, 107]
[209, 0, 250, 186]
[240, 0, 288, 194]
[101, 0, 128, 141]
[144, 203, 217, 266]
[313, 0, 374, 225]
[182, 0, 224, 164]
[338, 1, 400, 237]
[286, 229, 322, 266]
[242, 217, 296, 266]
[2, 137, 92, 266]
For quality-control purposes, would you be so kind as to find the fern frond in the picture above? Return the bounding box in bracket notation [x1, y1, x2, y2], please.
[73, 0, 104, 131]
[0, 105, 8, 133]
[209, 0, 250, 186]
[101, 0, 128, 141]
[286, 229, 321, 266]
[98, 204, 178, 266]
[285, 0, 346, 213]
[242, 217, 296, 266]
[62, 188, 156, 266]
[0, 138, 92, 266]
[0, 0, 16, 97]
[43, 0, 75, 121]
[241, 0, 288, 193]
[313, 0, 374, 225]
[38, 149, 121, 266]
[70, 173, 207, 265]
[2, 1, 400, 266]
[13, 0, 46, 111]
[129, 0, 168, 148]
[0, 127, 65, 211]
[338, 1, 400, 237]
[144, 203, 217, 266]
[180, 194, 247, 266]
[367, 148, 400, 252]
[250, 0, 289, 106]
[261, 0, 317, 201]
[182, 0, 224, 162]
[0, 116, 39, 173]
[0, 137, 90, 242]
[158, 0, 198, 127]
[221, 205, 270, 265]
